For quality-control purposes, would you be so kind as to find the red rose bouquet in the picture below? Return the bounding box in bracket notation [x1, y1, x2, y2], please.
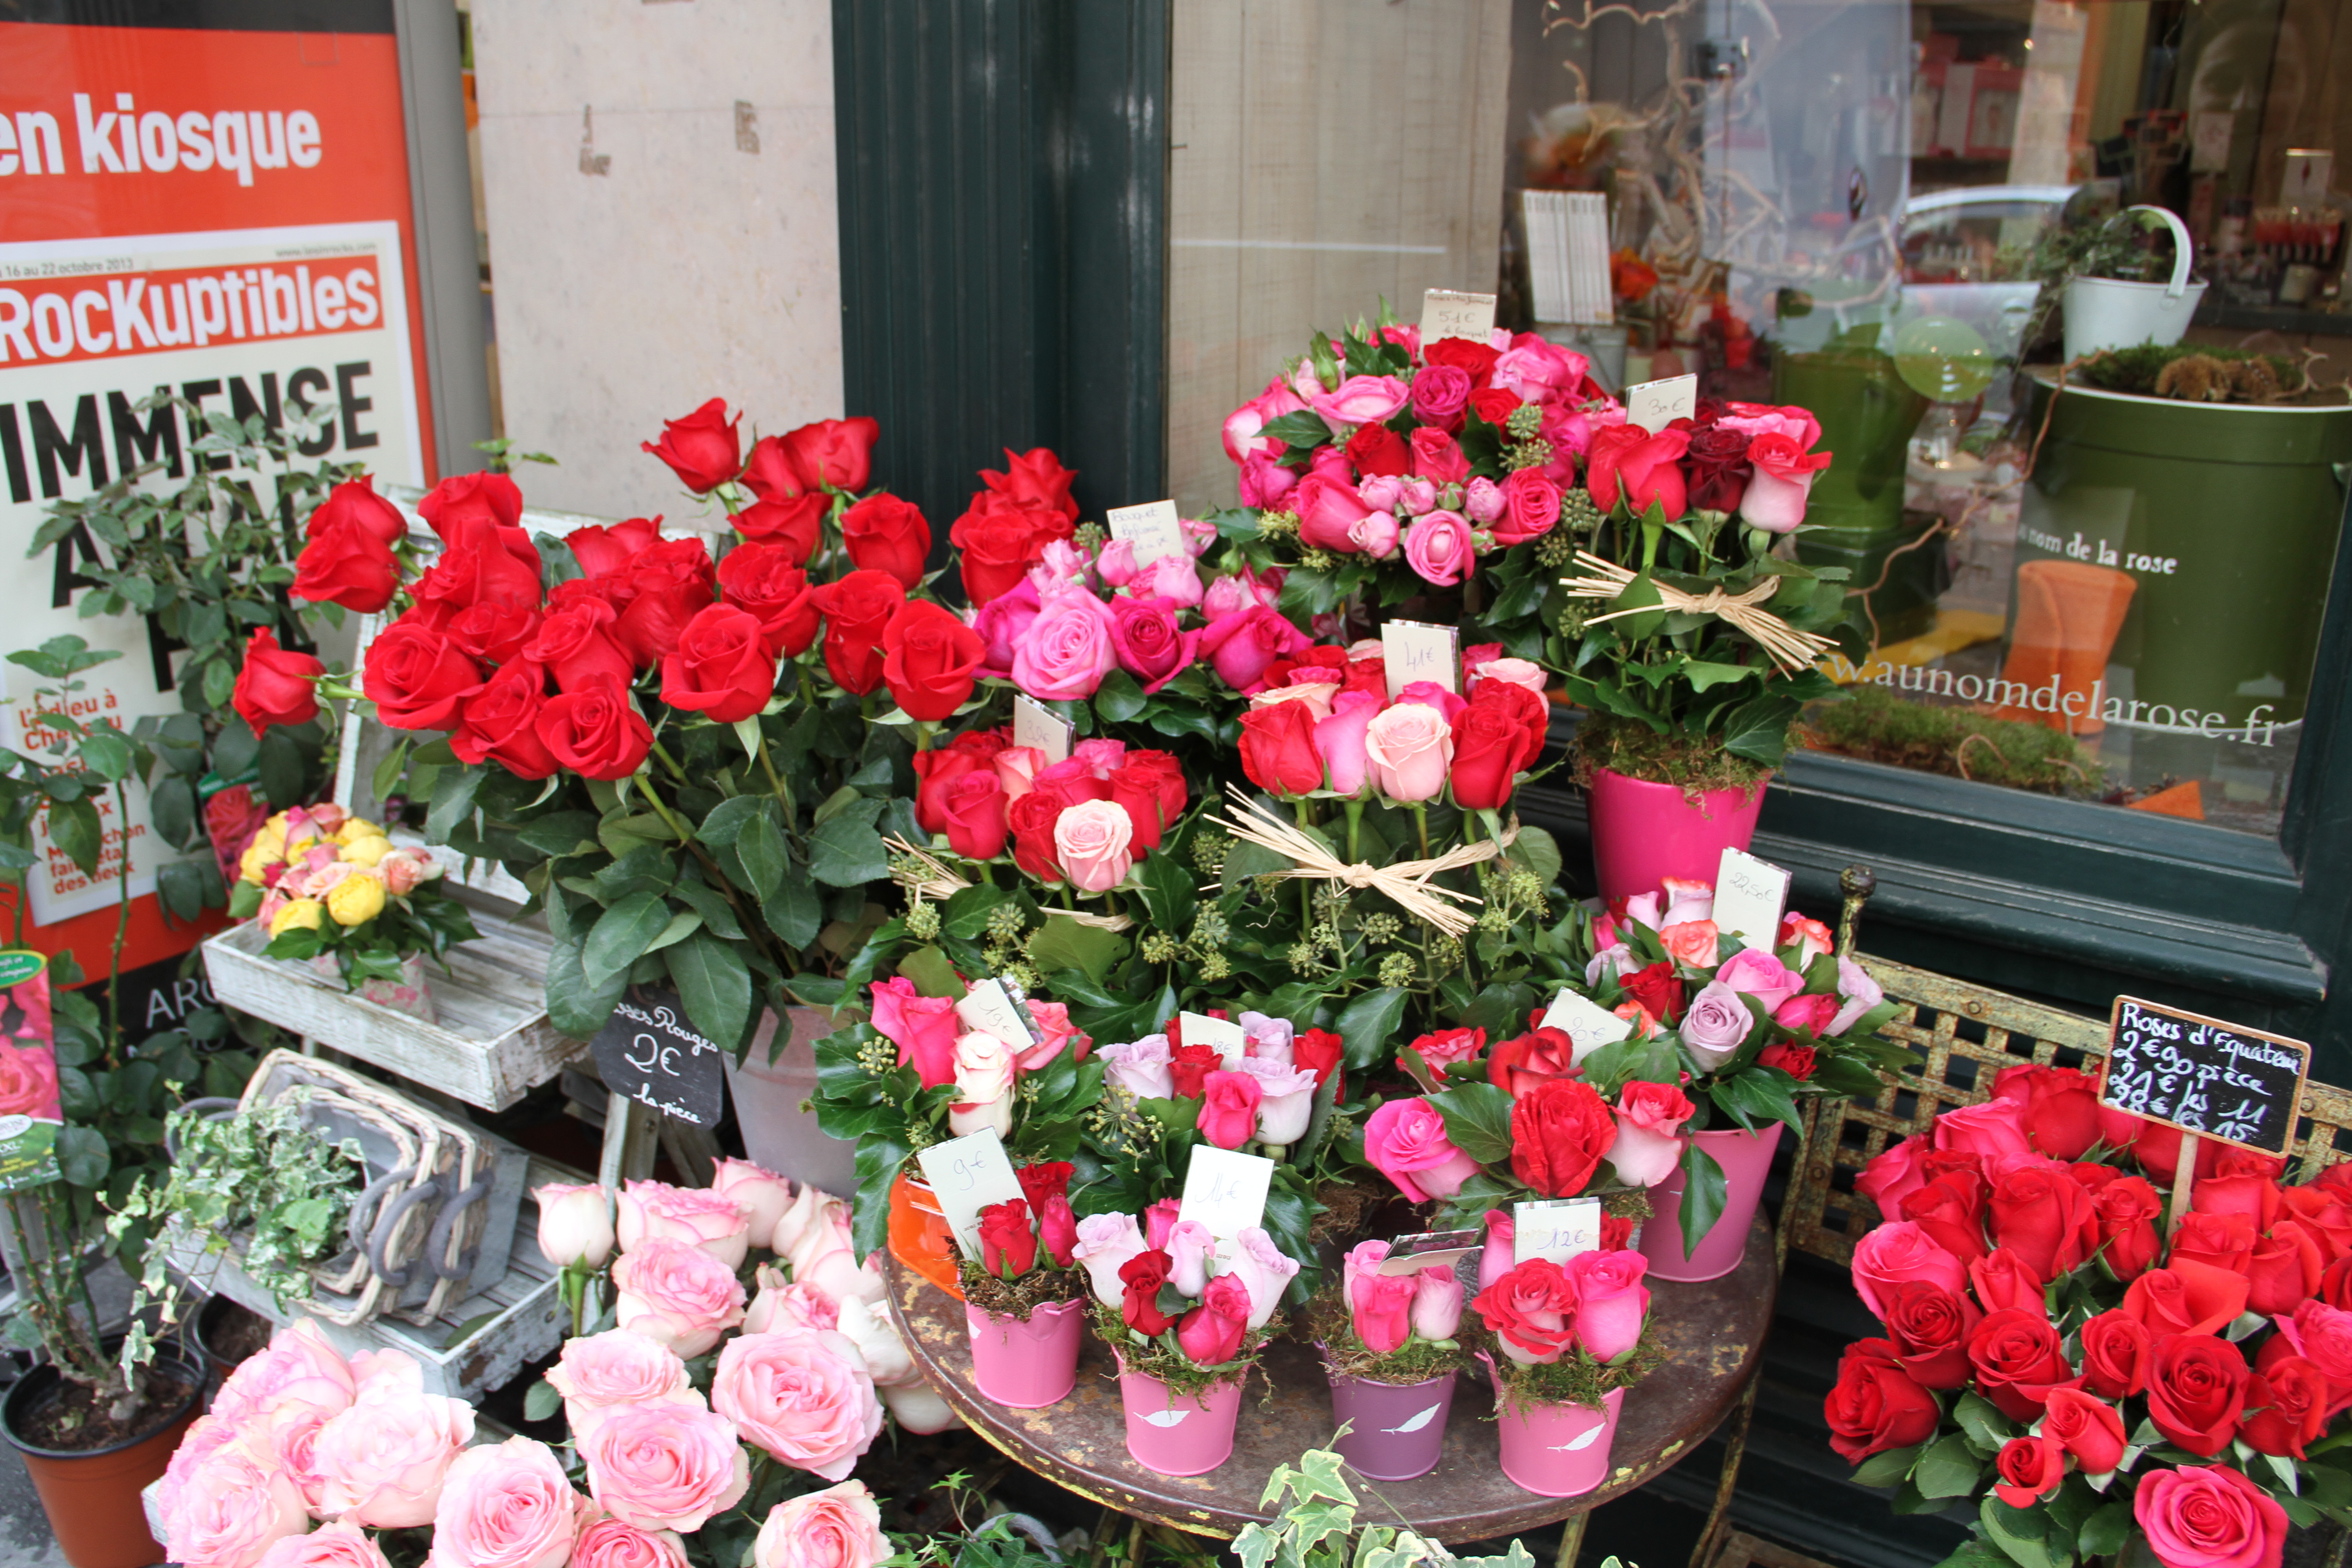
[961, 1160, 1087, 1316]
[1826, 1079, 2352, 1568]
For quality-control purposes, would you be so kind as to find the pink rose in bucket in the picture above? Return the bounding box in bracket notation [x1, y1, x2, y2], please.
[425, 1436, 590, 1568]
[712, 1328, 884, 1482]
[1567, 1248, 1651, 1360]
[755, 1478, 893, 1568]
[2133, 1464, 2288, 1568]
[1607, 1081, 1697, 1186]
[1363, 1097, 1481, 1201]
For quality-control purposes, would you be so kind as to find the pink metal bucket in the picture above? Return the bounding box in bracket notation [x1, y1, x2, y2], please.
[1493, 1381, 1624, 1498]
[965, 1298, 1086, 1409]
[1117, 1367, 1241, 1476]
[1586, 766, 1765, 903]
[1637, 1123, 1784, 1282]
[1327, 1369, 1455, 1481]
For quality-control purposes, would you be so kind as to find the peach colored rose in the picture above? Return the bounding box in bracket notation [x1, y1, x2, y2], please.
[426, 1436, 590, 1568]
[712, 1328, 884, 1482]
[314, 1383, 476, 1528]
[993, 745, 1050, 800]
[610, 1237, 748, 1357]
[745, 1264, 841, 1335]
[617, 1179, 752, 1268]
[569, 1515, 690, 1568]
[1363, 702, 1454, 803]
[256, 1519, 392, 1568]
[755, 1479, 892, 1568]
[709, 1158, 795, 1242]
[212, 1318, 355, 1427]
[1659, 920, 1720, 968]
[947, 1029, 1017, 1140]
[164, 1445, 309, 1568]
[544, 1329, 699, 1436]
[1469, 657, 1548, 695]
[579, 1401, 750, 1534]
[534, 1181, 614, 1269]
[1052, 799, 1134, 893]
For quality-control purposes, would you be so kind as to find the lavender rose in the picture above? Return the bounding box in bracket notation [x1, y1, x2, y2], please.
[1679, 980, 1755, 1071]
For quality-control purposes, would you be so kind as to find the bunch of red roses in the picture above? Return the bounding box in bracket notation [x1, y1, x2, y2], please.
[1581, 399, 1833, 535]
[975, 1162, 1082, 1284]
[1826, 1068, 2352, 1568]
[907, 729, 1190, 896]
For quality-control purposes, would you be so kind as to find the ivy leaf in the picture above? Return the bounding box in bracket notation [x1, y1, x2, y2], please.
[1332, 986, 1408, 1072]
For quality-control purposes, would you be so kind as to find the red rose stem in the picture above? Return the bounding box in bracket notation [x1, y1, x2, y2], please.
[2166, 1130, 2198, 1234]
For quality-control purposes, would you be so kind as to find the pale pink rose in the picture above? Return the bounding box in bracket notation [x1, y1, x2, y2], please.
[1017, 998, 1089, 1072]
[1566, 1247, 1650, 1360]
[1233, 1057, 1318, 1146]
[1010, 586, 1118, 701]
[1659, 877, 1715, 925]
[155, 1412, 244, 1537]
[745, 1264, 842, 1336]
[534, 1181, 614, 1269]
[769, 1181, 833, 1259]
[1252, 680, 1337, 725]
[568, 1515, 690, 1568]
[610, 1237, 748, 1357]
[1071, 736, 1127, 777]
[879, 1378, 964, 1433]
[1740, 462, 1820, 533]
[1342, 1238, 1390, 1297]
[946, 1029, 1017, 1140]
[1227, 1226, 1300, 1328]
[1357, 475, 1403, 513]
[1315, 690, 1381, 796]
[1714, 403, 1823, 447]
[266, 1400, 336, 1517]
[1469, 657, 1547, 696]
[785, 1200, 878, 1308]
[213, 1318, 355, 1427]
[426, 1436, 589, 1568]
[544, 1329, 699, 1434]
[314, 1383, 475, 1528]
[1463, 476, 1506, 523]
[1165, 1220, 1215, 1297]
[756, 1480, 890, 1568]
[834, 1298, 918, 1387]
[713, 1328, 884, 1482]
[1094, 537, 1140, 588]
[1492, 338, 1590, 405]
[378, 847, 436, 896]
[1052, 799, 1133, 894]
[617, 1180, 751, 1269]
[1397, 477, 1439, 516]
[256, 1519, 391, 1568]
[1311, 373, 1411, 432]
[1402, 510, 1473, 587]
[165, 1446, 308, 1568]
[1363, 702, 1455, 803]
[1223, 378, 1308, 463]
[1201, 564, 1283, 617]
[1071, 1213, 1147, 1307]
[581, 1401, 749, 1534]
[708, 1158, 796, 1244]
[348, 1349, 423, 1401]
[1828, 956, 1886, 1037]
[1411, 1266, 1464, 1341]
[1350, 510, 1402, 559]
[992, 744, 1050, 802]
[1100, 1034, 1173, 1099]
[1607, 1081, 1698, 1187]
[1129, 554, 1204, 609]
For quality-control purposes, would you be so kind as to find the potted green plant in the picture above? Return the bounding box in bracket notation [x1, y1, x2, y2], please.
[2043, 206, 2206, 363]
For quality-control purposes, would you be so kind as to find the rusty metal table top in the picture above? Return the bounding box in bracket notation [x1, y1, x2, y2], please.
[885, 1212, 1778, 1542]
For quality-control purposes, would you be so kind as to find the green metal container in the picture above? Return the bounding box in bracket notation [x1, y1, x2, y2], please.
[2016, 377, 2352, 732]
[1774, 346, 1936, 641]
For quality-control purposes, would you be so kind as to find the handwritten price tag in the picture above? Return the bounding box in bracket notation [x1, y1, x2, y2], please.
[1012, 694, 1074, 764]
[954, 978, 1038, 1050]
[1179, 1010, 1247, 1064]
[914, 1128, 1028, 1258]
[1381, 621, 1460, 700]
[1539, 987, 1633, 1065]
[1107, 499, 1187, 567]
[1513, 1197, 1602, 1265]
[1623, 374, 1698, 432]
[2100, 997, 2310, 1156]
[1177, 1145, 1275, 1245]
[1420, 288, 1497, 347]
[589, 987, 725, 1126]
[1713, 848, 1791, 950]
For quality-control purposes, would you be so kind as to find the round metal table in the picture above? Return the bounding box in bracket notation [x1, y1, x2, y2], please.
[884, 1213, 1778, 1542]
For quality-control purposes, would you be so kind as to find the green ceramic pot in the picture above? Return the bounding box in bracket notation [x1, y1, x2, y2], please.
[1774, 347, 1936, 641]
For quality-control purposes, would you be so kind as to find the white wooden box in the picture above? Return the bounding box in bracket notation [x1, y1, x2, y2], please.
[201, 911, 582, 1112]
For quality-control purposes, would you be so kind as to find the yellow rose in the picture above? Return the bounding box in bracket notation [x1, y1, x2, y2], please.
[340, 835, 394, 868]
[335, 818, 383, 847]
[325, 874, 387, 927]
[269, 899, 325, 936]
[252, 825, 287, 861]
[238, 843, 274, 886]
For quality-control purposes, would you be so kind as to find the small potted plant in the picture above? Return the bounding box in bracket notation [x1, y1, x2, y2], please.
[960, 1162, 1087, 1408]
[2031, 205, 2206, 364]
[1470, 1240, 1658, 1497]
[1313, 1240, 1470, 1481]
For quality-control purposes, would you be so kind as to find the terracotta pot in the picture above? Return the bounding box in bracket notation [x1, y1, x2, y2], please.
[3, 1344, 205, 1568]
[1637, 1122, 1784, 1282]
[888, 1174, 963, 1300]
[1585, 765, 1764, 902]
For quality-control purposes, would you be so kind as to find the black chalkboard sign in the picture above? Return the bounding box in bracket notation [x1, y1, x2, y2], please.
[2099, 995, 2311, 1156]
[590, 988, 725, 1127]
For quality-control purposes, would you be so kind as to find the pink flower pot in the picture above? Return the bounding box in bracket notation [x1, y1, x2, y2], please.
[965, 1299, 1085, 1409]
[1637, 1123, 1784, 1282]
[1586, 766, 1766, 903]
[1327, 1369, 1456, 1481]
[1117, 1366, 1242, 1476]
[1493, 1380, 1623, 1498]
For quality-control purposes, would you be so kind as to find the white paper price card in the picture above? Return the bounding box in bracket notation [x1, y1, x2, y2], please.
[1420, 288, 1497, 347]
[1012, 693, 1074, 764]
[1179, 1010, 1248, 1064]
[1713, 847, 1791, 951]
[954, 977, 1038, 1049]
[1539, 987, 1634, 1066]
[915, 1128, 1028, 1258]
[1373, 1228, 1481, 1278]
[1381, 621, 1460, 700]
[1513, 1197, 1602, 1266]
[1623, 373, 1698, 433]
[1107, 499, 1186, 567]
[1178, 1145, 1276, 1244]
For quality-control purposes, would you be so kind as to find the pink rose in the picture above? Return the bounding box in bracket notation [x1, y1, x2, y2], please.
[1223, 378, 1308, 462]
[1349, 1268, 1416, 1352]
[264, 1400, 334, 1516]
[1933, 1098, 2035, 1168]
[1412, 1265, 1464, 1340]
[1293, 474, 1374, 554]
[1363, 1097, 1480, 1202]
[1311, 373, 1411, 431]
[1410, 366, 1474, 430]
[610, 1237, 749, 1357]
[1495, 469, 1561, 546]
[992, 744, 1049, 801]
[756, 1479, 893, 1568]
[1851, 1221, 1969, 1322]
[212, 1319, 356, 1427]
[1396, 679, 1465, 723]
[1053, 799, 1134, 893]
[1566, 1247, 1650, 1360]
[1740, 432, 1834, 533]
[534, 1181, 615, 1270]
[580, 1401, 750, 1534]
[1469, 657, 1547, 696]
[1714, 947, 1803, 1014]
[1197, 1070, 1264, 1149]
[1401, 510, 1473, 587]
[314, 1383, 476, 1527]
[1829, 956, 1887, 1036]
[713, 1328, 884, 1482]
[868, 977, 961, 1089]
[255, 1520, 392, 1568]
[545, 1329, 699, 1433]
[709, 1158, 796, 1243]
[426, 1437, 589, 1568]
[164, 1446, 308, 1568]
[1018, 999, 1089, 1073]
[570, 1516, 691, 1568]
[784, 1194, 882, 1308]
[1108, 597, 1200, 694]
[1608, 1081, 1696, 1187]
[1363, 702, 1454, 802]
[1202, 564, 1282, 617]
[1128, 554, 1204, 609]
[1775, 993, 1841, 1035]
[1492, 336, 1590, 405]
[745, 1264, 842, 1337]
[1349, 510, 1402, 559]
[1463, 476, 1506, 523]
[617, 1179, 751, 1268]
[1146, 1198, 1181, 1248]
[1480, 1209, 1516, 1288]
[1396, 475, 1440, 515]
[1167, 1219, 1215, 1297]
[1100, 1034, 1173, 1100]
[1315, 690, 1381, 796]
[1228, 1227, 1300, 1328]
[1200, 606, 1313, 693]
[1011, 586, 1118, 701]
[1240, 451, 1298, 508]
[1715, 402, 1823, 447]
[970, 578, 1040, 677]
[1855, 1132, 1932, 1215]
[1094, 537, 1139, 587]
[2134, 1465, 2287, 1568]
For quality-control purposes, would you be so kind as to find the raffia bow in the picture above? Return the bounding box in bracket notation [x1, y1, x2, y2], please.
[1211, 794, 1517, 940]
[1559, 549, 1835, 674]
[883, 835, 1135, 932]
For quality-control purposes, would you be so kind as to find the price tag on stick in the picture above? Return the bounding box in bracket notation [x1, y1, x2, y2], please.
[915, 1128, 1029, 1258]
[1381, 621, 1460, 700]
[1178, 1010, 1247, 1063]
[1420, 289, 1497, 346]
[1106, 499, 1187, 567]
[590, 987, 726, 1127]
[1540, 987, 1634, 1065]
[1623, 373, 1698, 431]
[1012, 693, 1074, 764]
[2099, 996, 2311, 1230]
[1713, 848, 1790, 951]
[1177, 1146, 1275, 1246]
[955, 978, 1039, 1049]
[1513, 1197, 1602, 1265]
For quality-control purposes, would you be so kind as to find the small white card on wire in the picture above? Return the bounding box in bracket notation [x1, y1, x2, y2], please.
[1713, 847, 1791, 951]
[1012, 693, 1074, 763]
[1179, 1010, 1247, 1063]
[1420, 289, 1498, 346]
[1623, 374, 1698, 432]
[1381, 621, 1460, 699]
[1177, 1146, 1275, 1244]
[954, 978, 1037, 1049]
[1540, 987, 1635, 1064]
[1107, 499, 1186, 566]
[914, 1129, 1027, 1258]
[1513, 1197, 1602, 1265]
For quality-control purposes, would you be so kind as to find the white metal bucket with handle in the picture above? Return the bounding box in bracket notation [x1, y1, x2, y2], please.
[2063, 205, 2206, 363]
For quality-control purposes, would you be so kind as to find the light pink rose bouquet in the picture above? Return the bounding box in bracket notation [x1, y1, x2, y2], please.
[616, 1178, 753, 1268]
[579, 1401, 750, 1534]
[313, 1381, 476, 1528]
[425, 1436, 590, 1568]
[610, 1237, 749, 1357]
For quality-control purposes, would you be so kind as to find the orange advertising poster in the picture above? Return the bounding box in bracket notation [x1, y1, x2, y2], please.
[0, 7, 432, 978]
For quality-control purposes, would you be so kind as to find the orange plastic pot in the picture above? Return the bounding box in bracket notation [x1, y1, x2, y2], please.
[888, 1173, 963, 1299]
[4, 1345, 204, 1568]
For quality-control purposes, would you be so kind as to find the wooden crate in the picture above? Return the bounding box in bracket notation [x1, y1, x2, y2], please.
[201, 910, 582, 1112]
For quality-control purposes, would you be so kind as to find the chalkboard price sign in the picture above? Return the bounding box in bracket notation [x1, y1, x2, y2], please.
[590, 988, 726, 1127]
[2100, 995, 2311, 1157]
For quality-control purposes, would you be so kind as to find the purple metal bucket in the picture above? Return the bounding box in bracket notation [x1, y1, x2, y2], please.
[965, 1298, 1085, 1409]
[1326, 1369, 1456, 1480]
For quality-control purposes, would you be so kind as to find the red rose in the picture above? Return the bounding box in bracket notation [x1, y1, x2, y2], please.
[1238, 700, 1323, 796]
[1409, 426, 1470, 485]
[2278, 1186, 2352, 1261]
[304, 474, 407, 547]
[1991, 1435, 2065, 1509]
[451, 661, 558, 779]
[1882, 1279, 1978, 1389]
[642, 397, 741, 492]
[1467, 387, 1521, 428]
[660, 604, 776, 723]
[734, 493, 827, 565]
[2093, 1175, 2165, 1282]
[1120, 1249, 1176, 1333]
[1966, 1306, 2078, 1421]
[1488, 1026, 1576, 1099]
[524, 600, 637, 693]
[980, 446, 1078, 521]
[1494, 468, 1561, 546]
[2247, 1228, 2323, 1317]
[1988, 1165, 2096, 1282]
[2043, 1387, 2127, 1475]
[2195, 1172, 2284, 1233]
[1006, 791, 1064, 884]
[882, 601, 983, 722]
[1423, 336, 1502, 385]
[1682, 424, 1752, 514]
[1986, 1064, 2103, 1160]
[2324, 1256, 2352, 1312]
[2242, 1355, 2328, 1458]
[412, 536, 544, 618]
[231, 628, 323, 735]
[940, 771, 1009, 860]
[1166, 1041, 1220, 1099]
[1344, 422, 1408, 479]
[911, 750, 983, 833]
[978, 1199, 1038, 1278]
[1620, 961, 1685, 1027]
[1196, 1070, 1262, 1149]
[292, 516, 401, 612]
[614, 539, 719, 668]
[2147, 1333, 2249, 1457]
[716, 543, 819, 659]
[1449, 681, 1547, 808]
[1758, 1042, 1818, 1079]
[535, 675, 654, 780]
[950, 491, 1069, 605]
[808, 570, 906, 695]
[1106, 750, 1186, 852]
[1039, 1194, 1078, 1268]
[418, 470, 524, 540]
[1586, 425, 1692, 517]
[1511, 1078, 1617, 1197]
[444, 602, 541, 667]
[779, 416, 880, 495]
[1968, 1248, 2048, 1314]
[1823, 1338, 1940, 1465]
[1016, 1161, 1073, 1210]
[739, 435, 805, 501]
[362, 619, 482, 730]
[1471, 1258, 1579, 1362]
[565, 518, 662, 577]
[2080, 1308, 2153, 1397]
[841, 493, 932, 589]
[1898, 1173, 1989, 1265]
[2172, 1211, 2258, 1276]
[1294, 1028, 1344, 1097]
[2124, 1262, 2251, 1338]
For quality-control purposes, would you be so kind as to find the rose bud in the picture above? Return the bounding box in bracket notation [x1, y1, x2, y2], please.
[534, 1181, 614, 1269]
